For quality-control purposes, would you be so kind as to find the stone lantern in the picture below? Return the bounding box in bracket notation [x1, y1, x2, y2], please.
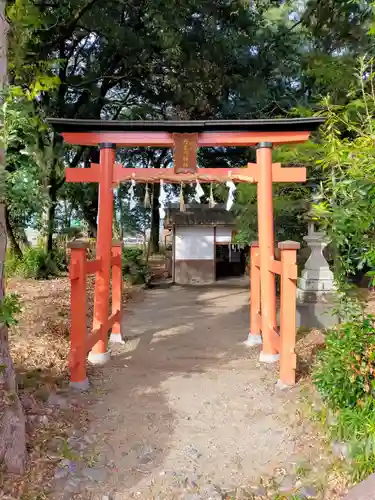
[297, 219, 336, 303]
[296, 217, 338, 329]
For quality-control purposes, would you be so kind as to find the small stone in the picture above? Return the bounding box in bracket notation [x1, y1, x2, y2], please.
[299, 485, 318, 498]
[82, 467, 108, 482]
[138, 453, 153, 465]
[47, 393, 70, 410]
[185, 445, 202, 461]
[332, 441, 350, 459]
[278, 475, 296, 493]
[39, 415, 49, 425]
[136, 444, 154, 457]
[54, 467, 69, 479]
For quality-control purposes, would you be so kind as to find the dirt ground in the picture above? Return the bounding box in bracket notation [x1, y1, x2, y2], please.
[82, 280, 322, 499]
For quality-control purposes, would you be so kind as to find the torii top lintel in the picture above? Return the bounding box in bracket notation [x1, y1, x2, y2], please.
[48, 117, 325, 184]
[48, 117, 324, 147]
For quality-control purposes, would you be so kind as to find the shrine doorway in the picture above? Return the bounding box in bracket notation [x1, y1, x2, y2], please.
[215, 244, 248, 281]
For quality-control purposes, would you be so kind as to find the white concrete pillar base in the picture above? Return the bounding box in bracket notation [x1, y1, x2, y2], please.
[244, 333, 262, 347]
[69, 378, 89, 391]
[109, 333, 125, 344]
[88, 351, 111, 365]
[259, 351, 280, 363]
[275, 379, 294, 390]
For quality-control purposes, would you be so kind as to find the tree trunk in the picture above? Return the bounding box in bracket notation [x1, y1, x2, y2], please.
[46, 185, 57, 255]
[46, 202, 56, 254]
[5, 205, 22, 258]
[18, 228, 30, 249]
[150, 183, 160, 254]
[0, 2, 27, 474]
[0, 315, 27, 475]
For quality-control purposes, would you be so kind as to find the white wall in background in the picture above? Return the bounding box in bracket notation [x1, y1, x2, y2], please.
[176, 227, 214, 260]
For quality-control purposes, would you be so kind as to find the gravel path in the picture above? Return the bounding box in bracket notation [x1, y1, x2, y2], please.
[76, 281, 315, 499]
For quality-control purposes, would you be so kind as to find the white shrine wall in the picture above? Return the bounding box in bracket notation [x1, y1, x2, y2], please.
[173, 225, 233, 285]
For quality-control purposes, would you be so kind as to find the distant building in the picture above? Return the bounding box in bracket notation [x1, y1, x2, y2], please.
[164, 204, 247, 285]
[25, 228, 41, 247]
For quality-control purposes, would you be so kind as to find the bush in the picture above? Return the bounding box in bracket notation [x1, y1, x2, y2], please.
[5, 246, 67, 279]
[313, 316, 375, 410]
[313, 315, 375, 481]
[122, 247, 150, 285]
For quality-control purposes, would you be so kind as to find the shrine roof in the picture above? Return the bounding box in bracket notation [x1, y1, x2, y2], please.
[47, 117, 325, 133]
[164, 205, 235, 228]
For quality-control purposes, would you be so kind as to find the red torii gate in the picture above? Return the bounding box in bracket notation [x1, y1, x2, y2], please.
[48, 117, 324, 390]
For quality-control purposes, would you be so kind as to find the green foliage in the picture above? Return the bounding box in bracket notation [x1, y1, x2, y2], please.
[2, 87, 45, 220]
[313, 316, 375, 409]
[0, 293, 22, 326]
[1, 83, 60, 256]
[233, 182, 310, 246]
[318, 396, 375, 482]
[313, 315, 375, 482]
[307, 57, 375, 315]
[122, 247, 150, 285]
[6, 246, 67, 280]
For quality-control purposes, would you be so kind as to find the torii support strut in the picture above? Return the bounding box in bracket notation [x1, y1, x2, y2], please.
[48, 117, 324, 386]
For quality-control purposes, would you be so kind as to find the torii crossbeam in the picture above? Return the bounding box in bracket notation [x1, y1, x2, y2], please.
[48, 117, 324, 388]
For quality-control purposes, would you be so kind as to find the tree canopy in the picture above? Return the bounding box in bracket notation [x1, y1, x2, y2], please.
[3, 0, 375, 256]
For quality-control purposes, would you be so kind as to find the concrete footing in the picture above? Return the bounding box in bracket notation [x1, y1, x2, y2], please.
[88, 351, 111, 365]
[69, 378, 89, 391]
[275, 379, 293, 391]
[244, 333, 262, 347]
[259, 351, 280, 363]
[109, 333, 125, 344]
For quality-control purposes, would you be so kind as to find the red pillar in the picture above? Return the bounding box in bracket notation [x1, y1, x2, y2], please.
[109, 240, 124, 344]
[68, 240, 89, 390]
[278, 241, 300, 386]
[245, 242, 262, 347]
[256, 143, 279, 362]
[88, 143, 115, 364]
